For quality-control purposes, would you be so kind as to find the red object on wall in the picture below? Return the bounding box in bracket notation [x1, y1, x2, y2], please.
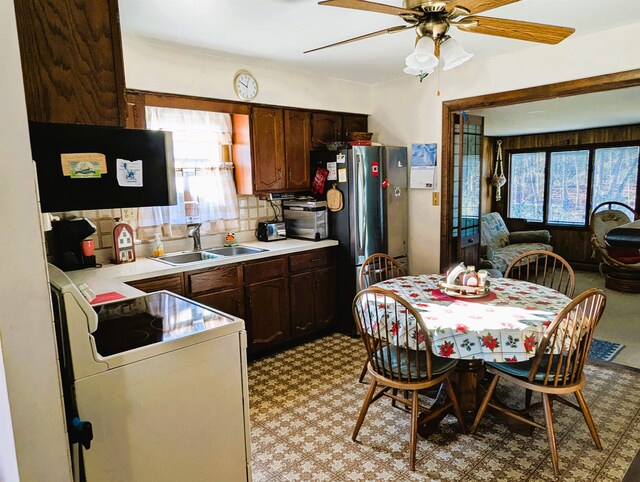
[371, 160, 379, 177]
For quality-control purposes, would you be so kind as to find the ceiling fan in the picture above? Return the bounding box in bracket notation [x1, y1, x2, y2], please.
[304, 1, 575, 78]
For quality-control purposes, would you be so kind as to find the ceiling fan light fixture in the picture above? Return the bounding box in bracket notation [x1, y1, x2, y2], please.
[403, 65, 433, 77]
[440, 37, 473, 71]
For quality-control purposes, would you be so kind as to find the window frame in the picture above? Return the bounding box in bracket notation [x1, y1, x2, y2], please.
[505, 140, 640, 228]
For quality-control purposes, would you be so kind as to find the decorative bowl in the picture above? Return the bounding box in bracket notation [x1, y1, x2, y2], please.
[348, 132, 373, 141]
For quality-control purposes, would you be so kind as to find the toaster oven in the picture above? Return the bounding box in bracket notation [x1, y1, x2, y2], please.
[257, 221, 287, 242]
[282, 200, 328, 241]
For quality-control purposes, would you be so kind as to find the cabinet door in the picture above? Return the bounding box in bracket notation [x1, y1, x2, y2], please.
[194, 287, 245, 319]
[251, 107, 285, 192]
[283, 110, 311, 190]
[289, 271, 315, 337]
[245, 278, 290, 353]
[311, 113, 342, 149]
[314, 266, 337, 330]
[14, 0, 126, 126]
[126, 274, 185, 296]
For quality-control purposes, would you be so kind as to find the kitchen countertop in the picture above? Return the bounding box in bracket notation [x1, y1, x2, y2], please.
[65, 239, 338, 299]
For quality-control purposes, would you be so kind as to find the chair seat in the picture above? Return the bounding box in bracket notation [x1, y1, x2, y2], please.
[487, 355, 574, 383]
[374, 345, 457, 380]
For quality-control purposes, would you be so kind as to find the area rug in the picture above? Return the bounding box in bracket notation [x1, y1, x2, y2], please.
[248, 333, 640, 482]
[589, 339, 625, 362]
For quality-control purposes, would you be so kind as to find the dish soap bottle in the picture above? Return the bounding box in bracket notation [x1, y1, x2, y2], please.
[152, 234, 165, 257]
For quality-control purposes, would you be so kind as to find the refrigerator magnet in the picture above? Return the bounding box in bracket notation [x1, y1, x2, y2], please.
[338, 168, 347, 183]
[116, 159, 143, 187]
[336, 152, 346, 163]
[327, 161, 337, 181]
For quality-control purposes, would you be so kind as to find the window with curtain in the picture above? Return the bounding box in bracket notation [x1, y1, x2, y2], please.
[507, 144, 639, 225]
[138, 106, 240, 240]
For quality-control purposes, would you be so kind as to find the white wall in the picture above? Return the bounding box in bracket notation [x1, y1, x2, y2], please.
[123, 35, 372, 114]
[0, 0, 72, 479]
[370, 22, 640, 275]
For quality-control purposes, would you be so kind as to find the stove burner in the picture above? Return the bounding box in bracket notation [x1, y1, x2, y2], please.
[98, 329, 150, 357]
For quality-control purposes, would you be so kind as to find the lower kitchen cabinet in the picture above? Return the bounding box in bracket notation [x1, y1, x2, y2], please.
[245, 278, 290, 353]
[193, 287, 244, 319]
[290, 265, 336, 337]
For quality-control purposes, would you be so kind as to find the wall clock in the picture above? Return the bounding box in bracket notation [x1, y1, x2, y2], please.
[233, 71, 258, 101]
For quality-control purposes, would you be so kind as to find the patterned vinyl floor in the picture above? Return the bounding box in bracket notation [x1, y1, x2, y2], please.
[248, 333, 640, 482]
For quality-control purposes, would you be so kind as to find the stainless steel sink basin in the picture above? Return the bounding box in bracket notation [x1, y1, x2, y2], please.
[203, 246, 268, 256]
[153, 245, 268, 266]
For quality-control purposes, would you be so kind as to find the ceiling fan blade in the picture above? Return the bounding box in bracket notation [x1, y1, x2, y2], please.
[455, 16, 575, 44]
[304, 25, 410, 54]
[318, 0, 422, 18]
[446, 0, 520, 15]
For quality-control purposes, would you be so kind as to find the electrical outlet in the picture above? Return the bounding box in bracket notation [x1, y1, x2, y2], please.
[432, 192, 440, 206]
[122, 208, 137, 222]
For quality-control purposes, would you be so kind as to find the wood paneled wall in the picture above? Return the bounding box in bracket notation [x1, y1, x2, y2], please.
[488, 123, 640, 266]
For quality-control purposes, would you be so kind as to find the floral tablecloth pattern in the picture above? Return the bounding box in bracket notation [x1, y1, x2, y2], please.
[371, 275, 570, 363]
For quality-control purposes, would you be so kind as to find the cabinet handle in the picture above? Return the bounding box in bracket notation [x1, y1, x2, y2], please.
[248, 295, 252, 309]
[288, 168, 292, 180]
[236, 298, 242, 313]
[310, 258, 321, 263]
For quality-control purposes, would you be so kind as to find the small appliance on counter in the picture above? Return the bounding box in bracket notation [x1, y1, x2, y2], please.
[282, 199, 329, 241]
[256, 221, 287, 242]
[51, 218, 98, 271]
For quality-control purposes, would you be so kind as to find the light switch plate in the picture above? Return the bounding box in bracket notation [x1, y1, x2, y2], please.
[122, 208, 137, 222]
[432, 192, 440, 206]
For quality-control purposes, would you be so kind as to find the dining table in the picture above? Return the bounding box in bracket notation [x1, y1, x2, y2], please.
[371, 273, 571, 413]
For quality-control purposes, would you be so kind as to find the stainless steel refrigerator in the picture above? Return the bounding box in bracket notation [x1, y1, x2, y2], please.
[311, 146, 408, 333]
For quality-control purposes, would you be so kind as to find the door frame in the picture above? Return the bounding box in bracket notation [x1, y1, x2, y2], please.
[439, 68, 640, 273]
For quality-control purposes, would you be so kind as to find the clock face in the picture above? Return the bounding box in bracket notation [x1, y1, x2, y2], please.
[234, 72, 258, 100]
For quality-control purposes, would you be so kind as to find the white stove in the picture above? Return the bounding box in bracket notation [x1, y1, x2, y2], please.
[49, 264, 251, 481]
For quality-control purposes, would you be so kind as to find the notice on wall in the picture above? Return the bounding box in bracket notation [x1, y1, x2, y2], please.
[327, 161, 337, 181]
[61, 152, 106, 176]
[116, 159, 143, 187]
[410, 143, 437, 189]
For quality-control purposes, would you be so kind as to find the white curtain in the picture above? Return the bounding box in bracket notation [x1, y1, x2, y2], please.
[138, 106, 239, 239]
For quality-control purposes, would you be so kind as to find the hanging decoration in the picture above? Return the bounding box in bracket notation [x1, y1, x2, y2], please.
[491, 140, 506, 202]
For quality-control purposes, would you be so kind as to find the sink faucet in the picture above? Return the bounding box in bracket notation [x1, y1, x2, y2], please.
[187, 223, 202, 251]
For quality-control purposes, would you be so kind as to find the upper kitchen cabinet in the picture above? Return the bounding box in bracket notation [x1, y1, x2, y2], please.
[311, 112, 368, 149]
[251, 107, 310, 193]
[14, 0, 127, 126]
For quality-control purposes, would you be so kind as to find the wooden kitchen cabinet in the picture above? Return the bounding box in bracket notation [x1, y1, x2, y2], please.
[184, 263, 244, 318]
[289, 248, 337, 337]
[14, 0, 127, 126]
[126, 274, 185, 296]
[251, 107, 310, 193]
[311, 112, 368, 149]
[243, 257, 290, 353]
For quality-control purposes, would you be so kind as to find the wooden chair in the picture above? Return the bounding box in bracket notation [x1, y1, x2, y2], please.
[352, 287, 465, 471]
[359, 253, 406, 290]
[470, 288, 607, 477]
[505, 250, 576, 297]
[357, 253, 407, 383]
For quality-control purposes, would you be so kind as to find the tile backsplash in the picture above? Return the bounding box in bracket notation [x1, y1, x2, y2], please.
[46, 196, 280, 264]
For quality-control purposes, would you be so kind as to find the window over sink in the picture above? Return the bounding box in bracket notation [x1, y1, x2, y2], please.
[138, 106, 240, 241]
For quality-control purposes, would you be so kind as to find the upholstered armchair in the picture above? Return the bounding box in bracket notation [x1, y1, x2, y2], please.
[480, 212, 552, 273]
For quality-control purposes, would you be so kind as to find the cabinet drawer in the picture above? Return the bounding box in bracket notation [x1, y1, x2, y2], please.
[289, 248, 335, 273]
[187, 263, 242, 296]
[126, 274, 185, 296]
[244, 256, 287, 284]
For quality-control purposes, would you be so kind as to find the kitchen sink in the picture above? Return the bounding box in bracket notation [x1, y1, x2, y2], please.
[203, 246, 268, 257]
[153, 246, 268, 266]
